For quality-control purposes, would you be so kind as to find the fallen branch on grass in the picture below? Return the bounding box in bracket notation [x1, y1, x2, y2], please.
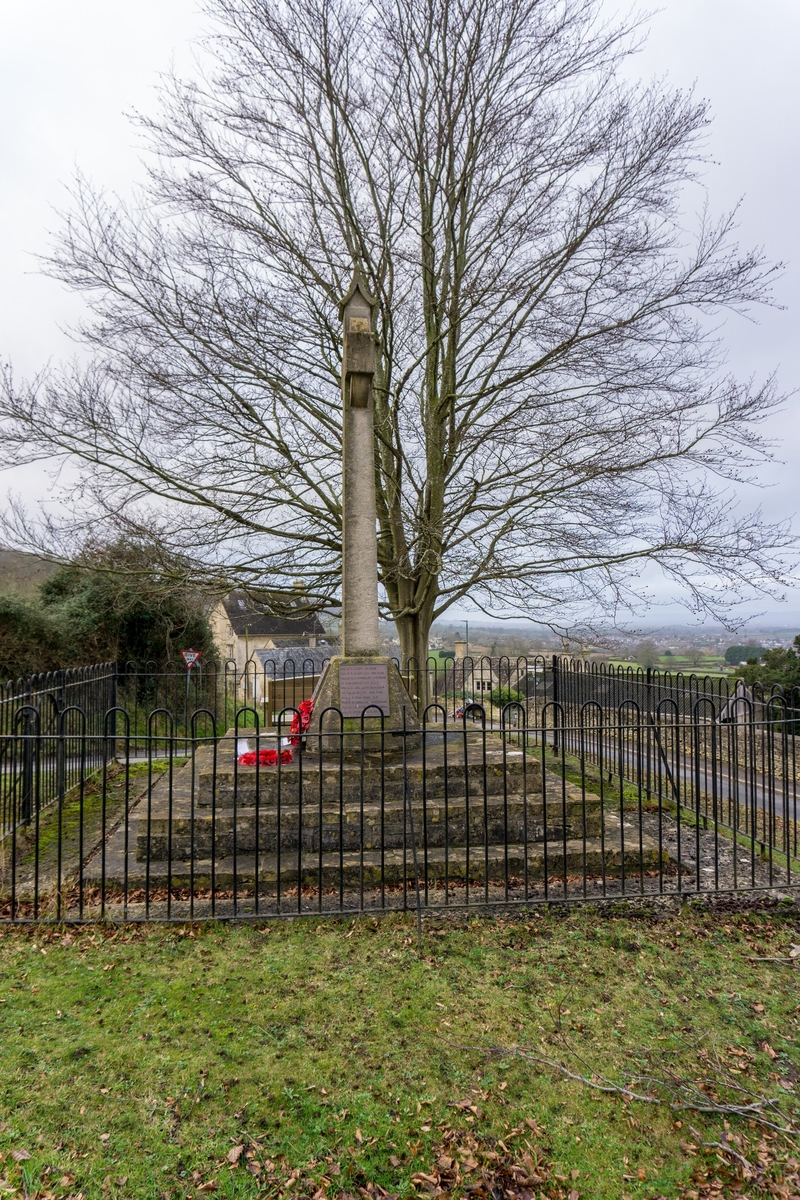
[468, 1040, 798, 1136]
[687, 1125, 754, 1175]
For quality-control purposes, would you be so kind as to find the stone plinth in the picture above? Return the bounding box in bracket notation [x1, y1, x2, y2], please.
[305, 655, 420, 757]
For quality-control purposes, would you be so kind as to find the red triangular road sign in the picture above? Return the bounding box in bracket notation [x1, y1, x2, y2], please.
[180, 649, 202, 670]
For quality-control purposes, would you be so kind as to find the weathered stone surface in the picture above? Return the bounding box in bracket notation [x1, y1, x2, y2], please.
[108, 819, 666, 892]
[304, 655, 421, 756]
[198, 729, 532, 806]
[137, 793, 602, 861]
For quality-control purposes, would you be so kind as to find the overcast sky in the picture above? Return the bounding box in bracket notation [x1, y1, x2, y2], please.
[0, 0, 798, 627]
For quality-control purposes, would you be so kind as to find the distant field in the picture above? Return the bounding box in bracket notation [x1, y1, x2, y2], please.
[601, 659, 728, 675]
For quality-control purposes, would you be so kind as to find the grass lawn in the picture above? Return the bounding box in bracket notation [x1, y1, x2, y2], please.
[1, 901, 800, 1200]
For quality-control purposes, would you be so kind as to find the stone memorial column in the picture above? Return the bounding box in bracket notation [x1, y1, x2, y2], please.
[340, 270, 381, 656]
[307, 266, 420, 755]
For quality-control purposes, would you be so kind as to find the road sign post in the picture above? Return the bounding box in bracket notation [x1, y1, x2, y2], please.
[180, 650, 202, 749]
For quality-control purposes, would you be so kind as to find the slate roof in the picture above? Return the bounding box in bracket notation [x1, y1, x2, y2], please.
[222, 591, 325, 638]
[253, 647, 333, 674]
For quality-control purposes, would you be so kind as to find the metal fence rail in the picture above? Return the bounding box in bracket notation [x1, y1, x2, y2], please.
[1, 695, 797, 923]
[8, 653, 797, 740]
[3, 653, 799, 849]
[1, 664, 118, 839]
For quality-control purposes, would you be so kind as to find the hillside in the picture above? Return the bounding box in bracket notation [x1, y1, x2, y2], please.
[0, 548, 59, 598]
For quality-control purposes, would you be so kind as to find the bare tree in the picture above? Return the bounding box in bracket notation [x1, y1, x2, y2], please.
[635, 640, 659, 669]
[0, 0, 792, 686]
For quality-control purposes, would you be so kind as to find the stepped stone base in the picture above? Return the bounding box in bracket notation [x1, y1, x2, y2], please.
[197, 731, 539, 808]
[137, 794, 602, 861]
[92, 819, 664, 892]
[73, 730, 669, 895]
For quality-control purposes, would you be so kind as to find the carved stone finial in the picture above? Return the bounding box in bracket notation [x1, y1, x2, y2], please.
[338, 265, 377, 320]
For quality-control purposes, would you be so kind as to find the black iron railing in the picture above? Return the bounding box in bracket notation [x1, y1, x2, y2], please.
[1, 686, 797, 922]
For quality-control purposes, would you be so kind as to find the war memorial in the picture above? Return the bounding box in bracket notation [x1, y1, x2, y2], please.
[1, 272, 791, 921]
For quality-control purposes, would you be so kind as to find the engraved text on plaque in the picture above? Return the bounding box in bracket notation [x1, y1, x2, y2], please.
[339, 663, 391, 718]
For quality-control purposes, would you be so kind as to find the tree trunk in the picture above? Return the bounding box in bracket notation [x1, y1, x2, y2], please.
[395, 604, 435, 714]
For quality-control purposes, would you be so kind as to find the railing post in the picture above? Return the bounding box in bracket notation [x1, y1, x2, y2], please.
[107, 662, 118, 762]
[646, 666, 653, 803]
[552, 655, 560, 756]
[20, 680, 34, 824]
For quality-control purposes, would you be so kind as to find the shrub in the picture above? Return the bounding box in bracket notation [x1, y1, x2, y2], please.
[0, 538, 216, 679]
[739, 636, 800, 691]
[487, 685, 524, 709]
[0, 595, 63, 679]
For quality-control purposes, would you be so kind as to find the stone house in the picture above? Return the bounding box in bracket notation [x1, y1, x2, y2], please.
[209, 591, 327, 670]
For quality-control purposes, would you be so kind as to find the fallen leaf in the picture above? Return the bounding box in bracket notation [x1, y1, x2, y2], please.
[227, 1145, 244, 1165]
[11, 1150, 31, 1163]
[197, 1182, 218, 1193]
[99, 1133, 110, 1143]
[59, 1174, 76, 1187]
[761, 1041, 777, 1059]
[752, 1003, 765, 1013]
[355, 1129, 363, 1144]
[568, 1192, 580, 1200]
[438, 1156, 453, 1171]
[389, 1156, 402, 1168]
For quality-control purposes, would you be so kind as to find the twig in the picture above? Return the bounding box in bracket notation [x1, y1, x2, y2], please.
[688, 1126, 754, 1175]
[470, 1043, 798, 1136]
[747, 956, 797, 964]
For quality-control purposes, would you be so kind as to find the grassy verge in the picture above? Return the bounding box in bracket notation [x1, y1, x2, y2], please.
[9, 760, 190, 864]
[544, 745, 800, 877]
[1, 902, 800, 1199]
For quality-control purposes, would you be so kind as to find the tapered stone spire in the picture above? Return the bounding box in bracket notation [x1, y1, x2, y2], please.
[339, 267, 380, 656]
[306, 268, 420, 755]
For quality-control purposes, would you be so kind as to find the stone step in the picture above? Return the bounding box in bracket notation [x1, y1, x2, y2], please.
[97, 823, 665, 892]
[135, 792, 603, 861]
[196, 729, 542, 806]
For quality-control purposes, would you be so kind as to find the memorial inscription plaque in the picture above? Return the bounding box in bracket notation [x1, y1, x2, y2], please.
[338, 663, 391, 718]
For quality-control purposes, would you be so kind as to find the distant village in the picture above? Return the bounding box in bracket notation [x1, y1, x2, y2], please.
[207, 587, 795, 675]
